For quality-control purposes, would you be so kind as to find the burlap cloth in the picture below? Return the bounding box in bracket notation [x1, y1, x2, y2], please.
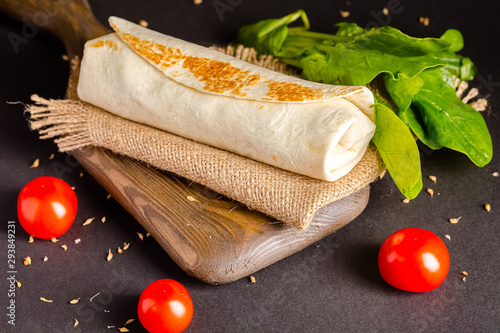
[27, 45, 385, 230]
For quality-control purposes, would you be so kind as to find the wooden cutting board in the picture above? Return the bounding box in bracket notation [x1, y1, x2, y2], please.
[1, 0, 371, 284]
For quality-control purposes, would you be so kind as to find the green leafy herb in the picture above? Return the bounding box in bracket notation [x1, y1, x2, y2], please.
[236, 10, 492, 197]
[372, 103, 422, 199]
[410, 69, 492, 167]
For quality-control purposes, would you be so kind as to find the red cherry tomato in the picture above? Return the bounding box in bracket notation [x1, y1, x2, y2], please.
[138, 279, 193, 333]
[17, 176, 78, 239]
[378, 228, 450, 292]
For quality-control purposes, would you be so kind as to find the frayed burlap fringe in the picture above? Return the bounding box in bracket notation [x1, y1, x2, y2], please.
[27, 95, 384, 230]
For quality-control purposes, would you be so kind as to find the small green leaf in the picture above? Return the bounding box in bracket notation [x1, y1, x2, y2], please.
[440, 29, 464, 52]
[405, 106, 442, 150]
[236, 10, 309, 55]
[384, 74, 424, 116]
[372, 104, 422, 199]
[334, 22, 365, 37]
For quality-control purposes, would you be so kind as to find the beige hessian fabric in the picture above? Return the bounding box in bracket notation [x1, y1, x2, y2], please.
[27, 45, 385, 230]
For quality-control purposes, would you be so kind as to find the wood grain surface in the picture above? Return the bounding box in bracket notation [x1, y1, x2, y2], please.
[0, 0, 372, 284]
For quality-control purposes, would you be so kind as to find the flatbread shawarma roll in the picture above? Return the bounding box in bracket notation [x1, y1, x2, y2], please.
[77, 16, 376, 182]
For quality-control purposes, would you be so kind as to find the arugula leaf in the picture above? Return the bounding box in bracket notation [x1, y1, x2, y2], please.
[372, 103, 422, 199]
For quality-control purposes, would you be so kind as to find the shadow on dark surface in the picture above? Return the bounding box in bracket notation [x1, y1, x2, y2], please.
[105, 293, 147, 331]
[344, 242, 389, 290]
[0, 187, 20, 233]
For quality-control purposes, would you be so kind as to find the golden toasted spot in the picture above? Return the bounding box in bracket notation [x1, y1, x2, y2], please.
[121, 31, 260, 96]
[183, 56, 261, 96]
[89, 40, 118, 50]
[265, 81, 324, 102]
[118, 31, 323, 101]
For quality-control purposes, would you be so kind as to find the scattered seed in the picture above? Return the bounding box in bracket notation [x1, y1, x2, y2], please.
[340, 10, 350, 18]
[462, 88, 479, 104]
[83, 217, 95, 226]
[460, 271, 468, 276]
[428, 175, 437, 183]
[79, 172, 84, 178]
[426, 188, 434, 198]
[30, 158, 40, 168]
[49, 153, 55, 160]
[139, 19, 148, 27]
[28, 235, 34, 243]
[90, 292, 100, 302]
[101, 216, 106, 223]
[382, 7, 389, 15]
[74, 238, 81, 244]
[137, 232, 144, 241]
[146, 232, 151, 238]
[449, 217, 462, 224]
[117, 247, 123, 254]
[402, 198, 410, 204]
[485, 204, 491, 212]
[249, 276, 256, 283]
[419, 16, 430, 26]
[379, 169, 387, 179]
[40, 297, 53, 303]
[107, 326, 115, 329]
[186, 195, 198, 202]
[61, 245, 68, 251]
[71, 186, 76, 190]
[125, 319, 135, 325]
[24, 256, 32, 265]
[43, 256, 48, 262]
[16, 280, 21, 288]
[194, 0, 203, 4]
[51, 237, 59, 243]
[61, 54, 69, 61]
[456, 81, 469, 98]
[104, 310, 110, 313]
[123, 242, 130, 251]
[106, 193, 112, 200]
[74, 318, 79, 327]
[444, 234, 451, 241]
[492, 172, 499, 177]
[70, 297, 81, 305]
[461, 276, 466, 282]
[470, 98, 488, 112]
[106, 249, 113, 261]
[118, 328, 129, 332]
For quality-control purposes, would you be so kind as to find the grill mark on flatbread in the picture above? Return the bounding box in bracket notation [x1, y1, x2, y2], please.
[115, 28, 325, 102]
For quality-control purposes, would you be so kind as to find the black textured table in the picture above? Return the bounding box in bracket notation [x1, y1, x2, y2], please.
[1, 0, 499, 332]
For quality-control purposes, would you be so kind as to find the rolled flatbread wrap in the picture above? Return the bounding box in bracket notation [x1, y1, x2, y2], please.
[77, 16, 376, 181]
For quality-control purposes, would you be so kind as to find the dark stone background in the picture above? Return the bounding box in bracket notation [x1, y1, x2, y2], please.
[1, 0, 499, 332]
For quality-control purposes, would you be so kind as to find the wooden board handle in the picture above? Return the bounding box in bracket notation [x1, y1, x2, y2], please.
[0, 0, 108, 58]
